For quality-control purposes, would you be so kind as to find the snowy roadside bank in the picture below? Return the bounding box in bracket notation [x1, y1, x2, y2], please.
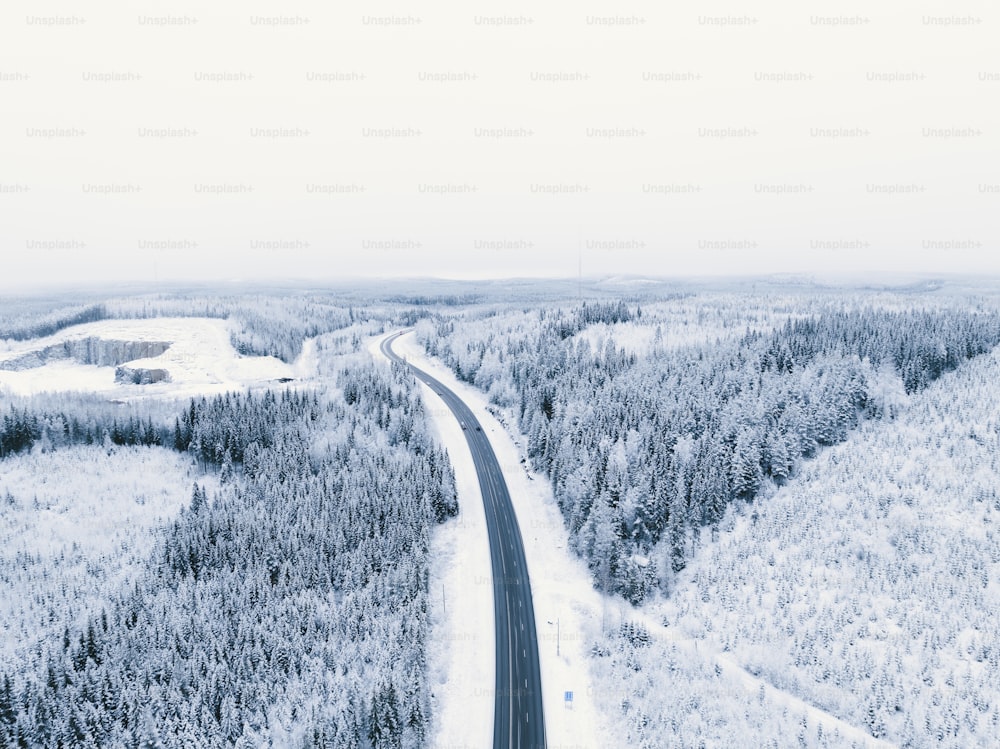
[369, 334, 494, 749]
[383, 331, 610, 748]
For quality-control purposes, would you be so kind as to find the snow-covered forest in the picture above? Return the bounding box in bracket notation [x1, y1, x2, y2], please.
[586, 323, 1000, 748]
[3, 281, 1000, 748]
[416, 296, 1000, 603]
[0, 445, 214, 678]
[0, 293, 457, 747]
[405, 287, 1000, 747]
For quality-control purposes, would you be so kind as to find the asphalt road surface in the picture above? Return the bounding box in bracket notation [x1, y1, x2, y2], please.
[381, 331, 546, 749]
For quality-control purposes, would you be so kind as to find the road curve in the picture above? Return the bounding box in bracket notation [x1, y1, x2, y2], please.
[381, 331, 546, 749]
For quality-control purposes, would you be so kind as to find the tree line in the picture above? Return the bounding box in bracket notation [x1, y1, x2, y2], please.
[0, 304, 108, 342]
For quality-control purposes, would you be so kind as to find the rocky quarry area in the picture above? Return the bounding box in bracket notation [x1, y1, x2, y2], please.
[0, 338, 171, 371]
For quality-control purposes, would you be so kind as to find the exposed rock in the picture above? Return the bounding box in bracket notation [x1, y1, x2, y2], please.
[0, 338, 172, 371]
[114, 367, 171, 385]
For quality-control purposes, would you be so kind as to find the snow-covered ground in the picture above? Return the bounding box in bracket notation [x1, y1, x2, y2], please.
[377, 331, 611, 748]
[0, 444, 215, 673]
[0, 318, 303, 400]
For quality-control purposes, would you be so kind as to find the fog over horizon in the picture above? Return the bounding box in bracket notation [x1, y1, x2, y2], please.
[1, 0, 997, 289]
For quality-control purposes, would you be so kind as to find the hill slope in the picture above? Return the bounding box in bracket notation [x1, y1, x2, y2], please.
[619, 343, 1000, 746]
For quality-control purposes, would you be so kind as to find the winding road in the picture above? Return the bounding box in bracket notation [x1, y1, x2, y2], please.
[381, 331, 546, 749]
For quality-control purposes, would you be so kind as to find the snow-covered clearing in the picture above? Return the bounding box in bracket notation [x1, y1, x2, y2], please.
[0, 318, 303, 400]
[378, 331, 610, 748]
[0, 444, 215, 673]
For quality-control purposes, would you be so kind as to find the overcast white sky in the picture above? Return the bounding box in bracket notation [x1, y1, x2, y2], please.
[1, 1, 998, 289]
